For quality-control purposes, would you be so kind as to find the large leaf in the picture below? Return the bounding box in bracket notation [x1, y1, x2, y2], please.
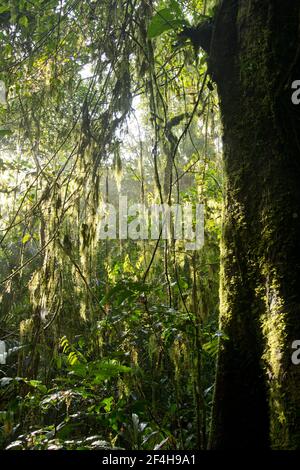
[147, 8, 187, 39]
[169, 0, 183, 18]
[90, 360, 131, 384]
[70, 359, 131, 384]
[0, 5, 10, 14]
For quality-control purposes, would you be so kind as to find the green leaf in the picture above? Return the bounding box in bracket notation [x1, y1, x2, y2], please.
[56, 422, 81, 439]
[101, 396, 114, 412]
[0, 129, 12, 138]
[26, 379, 47, 393]
[22, 233, 31, 244]
[19, 15, 29, 28]
[0, 5, 10, 14]
[169, 0, 183, 18]
[69, 362, 87, 377]
[147, 8, 187, 39]
[91, 360, 131, 384]
[202, 338, 218, 356]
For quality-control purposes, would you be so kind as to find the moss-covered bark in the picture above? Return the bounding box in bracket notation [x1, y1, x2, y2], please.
[205, 0, 300, 449]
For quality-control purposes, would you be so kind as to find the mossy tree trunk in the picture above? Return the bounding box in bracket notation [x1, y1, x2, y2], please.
[205, 0, 300, 449]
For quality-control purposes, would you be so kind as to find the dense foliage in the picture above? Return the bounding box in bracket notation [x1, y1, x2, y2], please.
[0, 0, 222, 450]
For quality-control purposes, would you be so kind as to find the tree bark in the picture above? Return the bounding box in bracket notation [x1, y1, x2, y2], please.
[205, 0, 300, 449]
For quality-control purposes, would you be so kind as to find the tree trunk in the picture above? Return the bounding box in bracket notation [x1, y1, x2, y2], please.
[206, 0, 300, 449]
